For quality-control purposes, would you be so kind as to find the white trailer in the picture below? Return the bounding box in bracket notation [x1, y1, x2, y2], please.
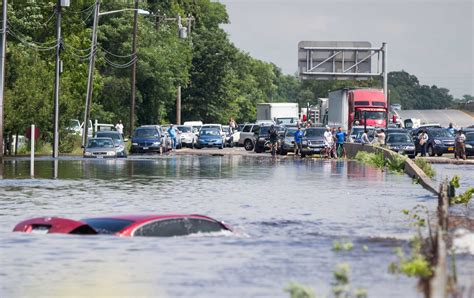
[327, 90, 349, 130]
[256, 103, 299, 122]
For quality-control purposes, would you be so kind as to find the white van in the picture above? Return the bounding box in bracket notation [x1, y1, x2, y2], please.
[183, 121, 203, 127]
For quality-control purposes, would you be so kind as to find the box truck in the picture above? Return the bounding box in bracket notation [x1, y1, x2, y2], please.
[256, 103, 299, 125]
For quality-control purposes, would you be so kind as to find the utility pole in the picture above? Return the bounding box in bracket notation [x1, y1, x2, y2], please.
[82, 0, 100, 147]
[0, 0, 7, 159]
[176, 85, 181, 125]
[52, 0, 63, 158]
[130, 0, 138, 136]
[174, 14, 193, 125]
[382, 42, 388, 129]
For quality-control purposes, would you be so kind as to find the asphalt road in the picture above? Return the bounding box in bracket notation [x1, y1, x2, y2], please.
[396, 109, 473, 128]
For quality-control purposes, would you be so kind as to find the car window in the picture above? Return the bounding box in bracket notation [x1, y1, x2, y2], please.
[305, 128, 325, 137]
[87, 138, 115, 148]
[82, 218, 134, 234]
[387, 133, 411, 143]
[286, 128, 297, 137]
[430, 129, 452, 138]
[242, 125, 251, 132]
[177, 126, 191, 133]
[96, 132, 121, 141]
[132, 218, 225, 237]
[200, 129, 220, 136]
[134, 128, 159, 138]
[465, 133, 474, 141]
[251, 125, 260, 133]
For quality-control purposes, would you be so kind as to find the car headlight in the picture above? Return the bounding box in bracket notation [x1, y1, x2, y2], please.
[405, 146, 415, 150]
[106, 151, 116, 156]
[434, 139, 441, 145]
[152, 142, 160, 146]
[132, 142, 138, 146]
[466, 144, 473, 149]
[302, 141, 308, 146]
[84, 151, 92, 156]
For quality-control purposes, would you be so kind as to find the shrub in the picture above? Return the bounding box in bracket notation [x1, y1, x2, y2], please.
[414, 158, 436, 178]
[59, 134, 82, 154]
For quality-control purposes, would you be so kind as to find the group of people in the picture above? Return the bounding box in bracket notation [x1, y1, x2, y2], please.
[360, 128, 386, 146]
[320, 126, 346, 158]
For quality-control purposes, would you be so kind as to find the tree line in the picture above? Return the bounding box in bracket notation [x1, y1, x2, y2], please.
[2, 0, 469, 148]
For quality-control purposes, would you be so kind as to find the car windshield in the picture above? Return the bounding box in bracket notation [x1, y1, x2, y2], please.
[223, 127, 231, 133]
[387, 133, 411, 143]
[81, 218, 134, 234]
[96, 132, 121, 142]
[363, 111, 386, 120]
[259, 126, 280, 135]
[305, 128, 325, 137]
[465, 132, 474, 141]
[177, 126, 191, 133]
[200, 129, 220, 136]
[87, 139, 114, 148]
[286, 128, 298, 137]
[277, 118, 297, 125]
[430, 129, 452, 138]
[352, 129, 374, 138]
[134, 128, 158, 138]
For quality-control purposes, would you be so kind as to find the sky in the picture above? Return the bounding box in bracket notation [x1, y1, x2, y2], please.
[219, 0, 473, 98]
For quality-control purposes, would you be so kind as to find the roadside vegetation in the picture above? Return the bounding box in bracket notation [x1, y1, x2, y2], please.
[414, 159, 436, 178]
[449, 176, 474, 206]
[354, 151, 406, 173]
[285, 263, 367, 298]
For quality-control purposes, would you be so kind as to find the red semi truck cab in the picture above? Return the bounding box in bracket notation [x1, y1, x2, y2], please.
[327, 88, 387, 131]
[348, 89, 387, 128]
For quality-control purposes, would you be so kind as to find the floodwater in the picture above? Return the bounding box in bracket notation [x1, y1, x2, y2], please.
[0, 156, 472, 297]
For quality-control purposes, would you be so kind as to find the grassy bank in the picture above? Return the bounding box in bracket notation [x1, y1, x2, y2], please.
[354, 151, 406, 173]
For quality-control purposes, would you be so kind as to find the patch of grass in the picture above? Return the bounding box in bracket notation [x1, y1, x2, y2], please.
[450, 188, 474, 206]
[355, 151, 405, 173]
[388, 238, 433, 278]
[332, 239, 354, 252]
[414, 158, 436, 178]
[285, 282, 316, 298]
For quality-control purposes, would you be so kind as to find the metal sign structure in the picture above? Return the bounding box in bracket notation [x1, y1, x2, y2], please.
[298, 41, 388, 126]
[298, 41, 386, 80]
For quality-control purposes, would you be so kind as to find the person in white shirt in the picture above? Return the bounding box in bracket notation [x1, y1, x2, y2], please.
[115, 120, 124, 135]
[374, 129, 386, 146]
[361, 129, 370, 144]
[323, 126, 333, 148]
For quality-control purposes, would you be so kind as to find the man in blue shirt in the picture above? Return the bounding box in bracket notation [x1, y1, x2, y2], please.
[294, 126, 304, 156]
[167, 124, 177, 150]
[335, 127, 346, 158]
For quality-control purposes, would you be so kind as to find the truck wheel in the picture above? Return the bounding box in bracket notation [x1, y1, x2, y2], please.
[244, 139, 254, 151]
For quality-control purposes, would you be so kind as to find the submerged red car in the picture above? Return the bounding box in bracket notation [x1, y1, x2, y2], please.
[13, 214, 232, 237]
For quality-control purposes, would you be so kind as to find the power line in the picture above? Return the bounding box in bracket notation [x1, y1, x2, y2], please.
[103, 55, 137, 68]
[7, 30, 58, 51]
[99, 46, 134, 58]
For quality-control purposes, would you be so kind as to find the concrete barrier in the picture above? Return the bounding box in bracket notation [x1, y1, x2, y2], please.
[345, 143, 438, 195]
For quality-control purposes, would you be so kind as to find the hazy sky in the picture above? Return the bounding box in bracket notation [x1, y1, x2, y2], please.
[219, 0, 473, 98]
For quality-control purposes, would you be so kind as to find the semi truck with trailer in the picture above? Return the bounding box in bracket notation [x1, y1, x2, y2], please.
[326, 88, 387, 131]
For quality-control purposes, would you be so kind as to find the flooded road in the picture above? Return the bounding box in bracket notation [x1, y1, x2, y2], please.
[0, 156, 471, 297]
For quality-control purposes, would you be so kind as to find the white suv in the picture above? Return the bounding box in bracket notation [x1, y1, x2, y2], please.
[238, 123, 260, 151]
